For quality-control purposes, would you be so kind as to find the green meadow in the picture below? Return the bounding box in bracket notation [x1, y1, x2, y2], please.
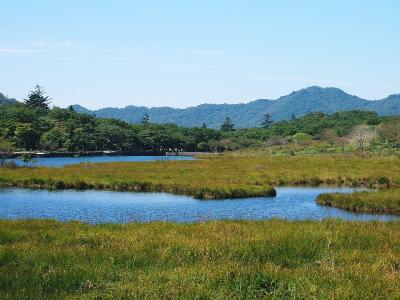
[1, 219, 399, 299]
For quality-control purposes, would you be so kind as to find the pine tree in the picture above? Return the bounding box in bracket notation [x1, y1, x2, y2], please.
[141, 114, 150, 125]
[291, 113, 296, 121]
[220, 117, 235, 132]
[24, 85, 51, 109]
[202, 122, 207, 129]
[261, 113, 273, 129]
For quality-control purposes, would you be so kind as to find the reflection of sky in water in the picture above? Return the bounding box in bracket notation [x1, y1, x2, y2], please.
[0, 187, 397, 224]
[9, 155, 194, 167]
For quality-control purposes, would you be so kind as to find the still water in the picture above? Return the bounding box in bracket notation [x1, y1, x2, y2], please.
[10, 155, 194, 167]
[0, 187, 396, 223]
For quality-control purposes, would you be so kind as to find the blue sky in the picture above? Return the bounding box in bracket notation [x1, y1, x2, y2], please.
[1, 0, 399, 109]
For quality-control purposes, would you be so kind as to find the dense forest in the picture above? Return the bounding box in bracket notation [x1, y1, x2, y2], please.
[1, 86, 400, 154]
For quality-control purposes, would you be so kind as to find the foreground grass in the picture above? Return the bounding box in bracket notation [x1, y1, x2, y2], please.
[1, 154, 400, 199]
[317, 189, 400, 215]
[0, 220, 399, 299]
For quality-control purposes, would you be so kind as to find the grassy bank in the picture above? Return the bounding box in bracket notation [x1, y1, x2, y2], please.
[1, 154, 400, 199]
[0, 220, 399, 299]
[317, 189, 400, 215]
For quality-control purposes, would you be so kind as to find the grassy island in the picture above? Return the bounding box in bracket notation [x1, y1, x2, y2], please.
[1, 154, 400, 199]
[317, 189, 400, 215]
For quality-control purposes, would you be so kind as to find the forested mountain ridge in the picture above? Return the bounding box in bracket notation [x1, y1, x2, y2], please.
[71, 86, 400, 128]
[0, 93, 18, 105]
[1, 86, 399, 128]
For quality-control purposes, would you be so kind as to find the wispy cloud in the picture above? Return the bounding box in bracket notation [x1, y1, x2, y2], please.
[250, 75, 352, 86]
[0, 40, 80, 55]
[0, 48, 38, 54]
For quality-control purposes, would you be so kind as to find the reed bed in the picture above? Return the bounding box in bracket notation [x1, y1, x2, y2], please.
[317, 189, 400, 215]
[0, 219, 399, 299]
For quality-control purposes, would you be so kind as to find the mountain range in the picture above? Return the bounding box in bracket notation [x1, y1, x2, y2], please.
[2, 87, 399, 128]
[0, 93, 17, 105]
[71, 86, 400, 128]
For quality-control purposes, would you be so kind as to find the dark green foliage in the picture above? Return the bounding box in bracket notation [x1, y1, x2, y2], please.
[0, 104, 220, 152]
[0, 137, 14, 167]
[141, 113, 150, 125]
[24, 85, 51, 109]
[220, 110, 384, 149]
[20, 153, 34, 164]
[0, 100, 392, 153]
[261, 113, 273, 128]
[220, 117, 235, 132]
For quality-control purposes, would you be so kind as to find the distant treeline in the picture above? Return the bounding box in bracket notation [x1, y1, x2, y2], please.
[1, 101, 397, 153]
[1, 86, 399, 153]
[0, 104, 220, 152]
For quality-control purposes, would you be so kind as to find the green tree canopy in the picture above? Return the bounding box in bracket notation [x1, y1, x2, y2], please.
[24, 85, 51, 109]
[141, 114, 150, 125]
[220, 117, 235, 132]
[261, 113, 273, 129]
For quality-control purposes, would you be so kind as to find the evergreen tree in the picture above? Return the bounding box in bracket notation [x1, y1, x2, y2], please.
[24, 85, 51, 109]
[261, 113, 273, 129]
[202, 122, 207, 129]
[141, 114, 150, 125]
[291, 113, 297, 121]
[220, 117, 235, 132]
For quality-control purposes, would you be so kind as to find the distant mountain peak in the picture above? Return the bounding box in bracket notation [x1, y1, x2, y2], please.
[68, 86, 400, 129]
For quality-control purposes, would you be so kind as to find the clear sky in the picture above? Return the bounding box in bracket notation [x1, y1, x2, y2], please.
[1, 0, 399, 109]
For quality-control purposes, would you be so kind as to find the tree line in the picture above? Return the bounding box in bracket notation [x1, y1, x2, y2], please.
[1, 86, 400, 154]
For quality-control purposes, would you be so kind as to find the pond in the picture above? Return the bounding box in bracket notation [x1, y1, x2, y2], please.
[9, 155, 194, 167]
[0, 187, 397, 223]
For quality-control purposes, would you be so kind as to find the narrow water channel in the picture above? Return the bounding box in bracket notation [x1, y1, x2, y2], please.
[9, 155, 194, 167]
[0, 187, 396, 223]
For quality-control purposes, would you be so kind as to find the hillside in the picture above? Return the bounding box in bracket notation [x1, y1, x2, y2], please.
[0, 93, 18, 105]
[72, 87, 400, 128]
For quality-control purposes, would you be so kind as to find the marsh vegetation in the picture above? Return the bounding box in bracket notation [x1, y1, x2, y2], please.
[1, 219, 399, 299]
[1, 154, 399, 198]
[317, 189, 400, 215]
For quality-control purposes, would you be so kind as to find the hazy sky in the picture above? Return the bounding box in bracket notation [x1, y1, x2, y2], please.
[1, 0, 399, 109]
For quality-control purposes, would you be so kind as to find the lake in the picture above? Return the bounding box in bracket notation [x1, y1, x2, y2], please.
[9, 155, 194, 167]
[0, 187, 396, 223]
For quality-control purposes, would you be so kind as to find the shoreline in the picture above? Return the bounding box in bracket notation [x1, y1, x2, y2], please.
[4, 150, 216, 158]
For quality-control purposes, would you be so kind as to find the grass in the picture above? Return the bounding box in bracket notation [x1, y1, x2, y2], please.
[1, 154, 400, 199]
[317, 189, 400, 215]
[1, 154, 400, 298]
[0, 219, 399, 299]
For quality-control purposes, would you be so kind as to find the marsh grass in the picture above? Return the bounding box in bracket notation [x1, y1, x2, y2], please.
[0, 219, 399, 299]
[1, 154, 400, 199]
[317, 189, 400, 215]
